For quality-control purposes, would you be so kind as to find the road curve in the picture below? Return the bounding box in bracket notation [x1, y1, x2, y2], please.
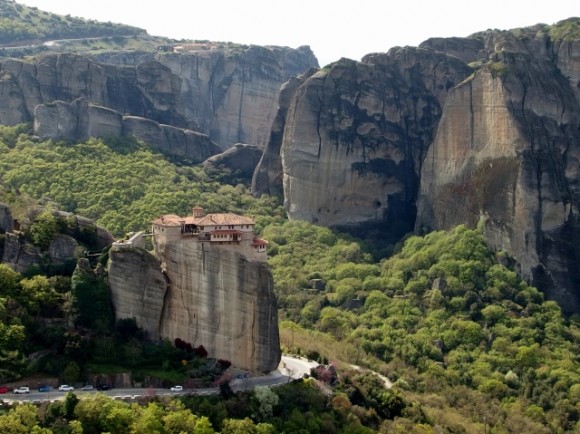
[0, 355, 319, 404]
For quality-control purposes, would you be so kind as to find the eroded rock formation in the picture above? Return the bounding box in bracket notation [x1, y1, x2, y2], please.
[416, 30, 580, 312]
[203, 143, 264, 186]
[108, 219, 280, 373]
[254, 49, 471, 241]
[0, 53, 190, 129]
[0, 46, 317, 151]
[33, 99, 221, 164]
[95, 45, 319, 149]
[107, 246, 168, 339]
[253, 19, 580, 311]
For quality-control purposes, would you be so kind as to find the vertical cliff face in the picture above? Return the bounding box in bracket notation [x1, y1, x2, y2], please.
[416, 37, 580, 312]
[107, 246, 168, 339]
[0, 53, 190, 130]
[108, 236, 280, 373]
[254, 19, 580, 311]
[263, 48, 471, 240]
[251, 69, 318, 197]
[155, 45, 318, 149]
[156, 241, 280, 373]
[0, 46, 317, 150]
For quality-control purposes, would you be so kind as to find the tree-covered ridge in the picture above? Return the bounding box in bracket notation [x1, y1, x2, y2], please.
[0, 0, 144, 45]
[0, 127, 285, 236]
[271, 225, 580, 432]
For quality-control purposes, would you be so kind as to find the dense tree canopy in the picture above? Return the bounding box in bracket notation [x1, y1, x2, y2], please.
[0, 130, 285, 236]
[0, 125, 578, 432]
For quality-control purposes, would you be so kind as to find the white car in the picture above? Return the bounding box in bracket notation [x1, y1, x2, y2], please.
[58, 385, 74, 391]
[13, 386, 30, 394]
[170, 385, 183, 392]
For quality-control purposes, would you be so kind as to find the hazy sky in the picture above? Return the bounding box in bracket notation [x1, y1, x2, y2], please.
[17, 0, 580, 66]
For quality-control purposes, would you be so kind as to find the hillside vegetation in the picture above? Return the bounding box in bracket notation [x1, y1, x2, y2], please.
[0, 0, 144, 45]
[0, 125, 579, 432]
[0, 126, 285, 235]
[271, 223, 580, 433]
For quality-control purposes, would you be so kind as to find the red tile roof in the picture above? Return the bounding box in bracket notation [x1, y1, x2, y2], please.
[252, 237, 268, 246]
[152, 214, 183, 226]
[153, 212, 254, 227]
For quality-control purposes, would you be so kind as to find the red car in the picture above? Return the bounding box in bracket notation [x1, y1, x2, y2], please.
[0, 386, 9, 394]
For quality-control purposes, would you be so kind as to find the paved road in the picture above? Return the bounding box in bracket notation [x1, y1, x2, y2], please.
[0, 355, 396, 405]
[1, 355, 319, 404]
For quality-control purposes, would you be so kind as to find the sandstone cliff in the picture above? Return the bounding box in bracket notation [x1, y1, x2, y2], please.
[0, 52, 223, 161]
[417, 28, 580, 312]
[107, 246, 168, 339]
[253, 19, 580, 311]
[0, 46, 317, 151]
[254, 49, 471, 242]
[0, 53, 190, 128]
[95, 45, 319, 148]
[33, 99, 221, 164]
[108, 238, 280, 373]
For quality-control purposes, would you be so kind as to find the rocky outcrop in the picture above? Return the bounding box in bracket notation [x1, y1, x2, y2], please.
[0, 53, 190, 129]
[25, 206, 115, 250]
[1, 232, 42, 273]
[108, 237, 280, 373]
[252, 69, 318, 197]
[33, 98, 221, 164]
[96, 45, 319, 148]
[107, 246, 168, 339]
[254, 19, 580, 311]
[0, 205, 115, 273]
[260, 49, 470, 241]
[0, 46, 317, 150]
[416, 48, 580, 312]
[161, 45, 318, 149]
[203, 143, 264, 186]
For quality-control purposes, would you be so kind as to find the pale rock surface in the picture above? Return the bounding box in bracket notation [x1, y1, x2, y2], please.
[273, 49, 470, 240]
[152, 45, 318, 149]
[34, 99, 221, 164]
[107, 246, 168, 339]
[108, 237, 280, 373]
[416, 51, 580, 312]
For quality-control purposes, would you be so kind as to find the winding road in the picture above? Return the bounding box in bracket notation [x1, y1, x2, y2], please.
[1, 355, 391, 405]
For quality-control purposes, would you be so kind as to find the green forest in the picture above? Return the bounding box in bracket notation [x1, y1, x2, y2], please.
[0, 125, 579, 433]
[0, 0, 143, 45]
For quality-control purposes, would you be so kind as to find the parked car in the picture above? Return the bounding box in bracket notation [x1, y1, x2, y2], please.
[170, 385, 183, 392]
[38, 385, 52, 392]
[0, 386, 9, 394]
[14, 386, 30, 394]
[96, 384, 111, 391]
[58, 385, 74, 391]
[80, 385, 94, 391]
